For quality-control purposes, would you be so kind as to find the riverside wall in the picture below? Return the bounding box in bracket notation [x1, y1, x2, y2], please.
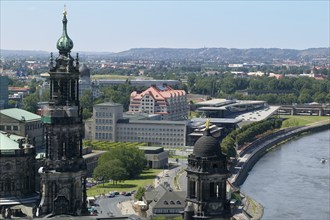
[231, 121, 330, 187]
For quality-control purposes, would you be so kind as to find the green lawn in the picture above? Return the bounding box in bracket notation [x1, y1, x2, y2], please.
[281, 115, 330, 128]
[87, 169, 161, 196]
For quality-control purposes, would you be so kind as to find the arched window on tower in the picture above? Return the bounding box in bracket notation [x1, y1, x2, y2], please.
[189, 180, 196, 198]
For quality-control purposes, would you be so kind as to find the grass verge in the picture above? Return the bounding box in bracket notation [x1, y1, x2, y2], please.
[87, 169, 161, 196]
[280, 115, 329, 128]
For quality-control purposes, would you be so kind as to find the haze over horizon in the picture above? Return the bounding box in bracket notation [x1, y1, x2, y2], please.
[1, 1, 329, 53]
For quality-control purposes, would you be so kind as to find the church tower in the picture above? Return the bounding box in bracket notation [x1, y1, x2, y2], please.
[38, 7, 87, 216]
[185, 120, 231, 220]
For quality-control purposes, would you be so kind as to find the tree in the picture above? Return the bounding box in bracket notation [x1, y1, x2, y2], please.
[23, 92, 39, 113]
[93, 162, 112, 185]
[187, 73, 197, 91]
[80, 90, 93, 119]
[298, 91, 312, 104]
[99, 145, 146, 179]
[93, 159, 129, 185]
[107, 160, 129, 184]
[134, 187, 146, 201]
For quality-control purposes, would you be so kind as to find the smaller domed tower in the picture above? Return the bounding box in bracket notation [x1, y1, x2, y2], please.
[185, 120, 231, 219]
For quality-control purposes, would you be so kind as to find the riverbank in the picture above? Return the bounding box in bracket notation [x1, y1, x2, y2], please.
[231, 121, 329, 187]
[241, 130, 329, 219]
[230, 121, 329, 219]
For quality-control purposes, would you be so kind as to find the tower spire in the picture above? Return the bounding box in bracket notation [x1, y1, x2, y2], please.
[57, 5, 73, 54]
[63, 4, 67, 16]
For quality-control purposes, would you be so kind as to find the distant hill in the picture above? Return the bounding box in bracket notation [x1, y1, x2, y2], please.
[1, 48, 329, 64]
[112, 47, 330, 63]
[0, 49, 49, 58]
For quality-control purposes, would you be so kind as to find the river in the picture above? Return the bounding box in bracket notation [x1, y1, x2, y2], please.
[241, 130, 330, 220]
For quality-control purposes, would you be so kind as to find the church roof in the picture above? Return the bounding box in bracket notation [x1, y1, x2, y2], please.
[193, 122, 224, 158]
[0, 108, 41, 122]
[0, 132, 22, 150]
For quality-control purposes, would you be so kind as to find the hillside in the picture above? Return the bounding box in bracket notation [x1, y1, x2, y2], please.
[1, 47, 329, 64]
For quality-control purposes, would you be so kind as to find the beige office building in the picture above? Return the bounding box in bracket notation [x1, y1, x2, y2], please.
[92, 102, 123, 141]
[91, 102, 187, 147]
[117, 120, 187, 147]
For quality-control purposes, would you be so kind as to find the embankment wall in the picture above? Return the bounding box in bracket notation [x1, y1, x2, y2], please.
[233, 122, 330, 187]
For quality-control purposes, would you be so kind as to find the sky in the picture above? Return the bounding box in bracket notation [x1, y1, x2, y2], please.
[1, 0, 329, 52]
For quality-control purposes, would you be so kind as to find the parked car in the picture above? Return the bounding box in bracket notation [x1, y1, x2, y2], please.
[120, 191, 126, 195]
[91, 210, 98, 216]
[124, 192, 132, 196]
[107, 193, 115, 198]
[114, 191, 120, 195]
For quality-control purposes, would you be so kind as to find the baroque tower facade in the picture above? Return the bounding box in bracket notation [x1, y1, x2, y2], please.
[185, 121, 231, 220]
[38, 8, 87, 216]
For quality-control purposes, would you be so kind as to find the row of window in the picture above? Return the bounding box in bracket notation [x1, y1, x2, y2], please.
[94, 132, 113, 140]
[0, 125, 18, 131]
[118, 136, 184, 142]
[95, 119, 113, 124]
[116, 137, 184, 146]
[164, 200, 181, 205]
[0, 179, 31, 192]
[120, 132, 184, 137]
[154, 208, 181, 214]
[95, 111, 112, 117]
[95, 126, 112, 131]
[26, 123, 42, 130]
[119, 127, 184, 132]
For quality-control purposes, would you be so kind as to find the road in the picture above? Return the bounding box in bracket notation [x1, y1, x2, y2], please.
[93, 151, 190, 218]
[95, 195, 132, 217]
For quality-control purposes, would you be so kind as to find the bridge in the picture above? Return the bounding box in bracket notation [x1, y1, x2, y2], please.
[279, 104, 330, 116]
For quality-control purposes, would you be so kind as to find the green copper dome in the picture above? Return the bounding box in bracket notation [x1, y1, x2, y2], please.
[56, 10, 73, 53]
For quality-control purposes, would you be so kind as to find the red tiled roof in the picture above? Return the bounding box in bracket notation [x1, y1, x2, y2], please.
[130, 85, 186, 101]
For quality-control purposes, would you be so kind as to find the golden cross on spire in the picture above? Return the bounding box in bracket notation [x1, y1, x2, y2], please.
[63, 4, 67, 16]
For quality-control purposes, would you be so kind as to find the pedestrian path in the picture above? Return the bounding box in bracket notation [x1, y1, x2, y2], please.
[117, 200, 137, 215]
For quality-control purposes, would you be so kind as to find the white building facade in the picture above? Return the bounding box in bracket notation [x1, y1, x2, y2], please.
[92, 102, 123, 141]
[117, 120, 187, 147]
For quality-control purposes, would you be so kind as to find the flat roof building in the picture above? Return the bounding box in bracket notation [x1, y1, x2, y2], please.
[91, 102, 187, 147]
[0, 108, 44, 148]
[138, 146, 168, 169]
